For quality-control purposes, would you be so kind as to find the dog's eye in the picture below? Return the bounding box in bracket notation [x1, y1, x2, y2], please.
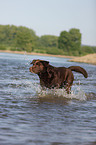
[36, 62, 39, 65]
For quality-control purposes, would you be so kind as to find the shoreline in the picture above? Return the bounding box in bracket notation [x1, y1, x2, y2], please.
[0, 50, 75, 58]
[0, 50, 96, 65]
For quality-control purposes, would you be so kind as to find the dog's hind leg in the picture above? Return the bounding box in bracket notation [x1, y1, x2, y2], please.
[65, 72, 74, 94]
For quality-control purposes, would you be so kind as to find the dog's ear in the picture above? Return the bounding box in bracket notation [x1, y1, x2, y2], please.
[40, 60, 49, 67]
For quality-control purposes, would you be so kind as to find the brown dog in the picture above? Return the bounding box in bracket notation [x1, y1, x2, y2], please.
[29, 59, 88, 94]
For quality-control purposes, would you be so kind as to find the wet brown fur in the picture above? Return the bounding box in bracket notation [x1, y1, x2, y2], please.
[29, 59, 88, 94]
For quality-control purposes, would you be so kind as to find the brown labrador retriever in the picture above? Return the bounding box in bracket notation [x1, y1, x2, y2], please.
[29, 59, 88, 94]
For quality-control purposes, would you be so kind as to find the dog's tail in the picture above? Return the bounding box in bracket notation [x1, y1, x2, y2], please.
[68, 66, 88, 78]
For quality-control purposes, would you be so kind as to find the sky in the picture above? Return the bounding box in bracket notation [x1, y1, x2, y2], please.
[0, 0, 96, 46]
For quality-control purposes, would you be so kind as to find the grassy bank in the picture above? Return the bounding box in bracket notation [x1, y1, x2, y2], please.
[69, 53, 96, 65]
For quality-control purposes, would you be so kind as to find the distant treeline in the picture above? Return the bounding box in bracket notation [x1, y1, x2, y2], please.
[0, 25, 96, 56]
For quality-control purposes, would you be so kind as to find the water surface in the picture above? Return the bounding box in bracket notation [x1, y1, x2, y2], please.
[0, 52, 96, 145]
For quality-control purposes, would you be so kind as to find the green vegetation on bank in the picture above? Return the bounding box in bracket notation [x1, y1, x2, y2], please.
[0, 25, 96, 56]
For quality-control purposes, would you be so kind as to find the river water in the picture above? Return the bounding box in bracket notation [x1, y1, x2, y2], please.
[0, 52, 96, 145]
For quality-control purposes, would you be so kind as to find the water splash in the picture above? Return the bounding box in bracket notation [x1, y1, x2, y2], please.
[34, 83, 87, 101]
[9, 77, 87, 101]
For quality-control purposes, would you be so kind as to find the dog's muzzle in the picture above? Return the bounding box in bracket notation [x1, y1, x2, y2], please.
[29, 67, 34, 73]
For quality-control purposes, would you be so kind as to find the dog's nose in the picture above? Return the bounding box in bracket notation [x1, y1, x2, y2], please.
[29, 67, 32, 72]
[30, 61, 33, 65]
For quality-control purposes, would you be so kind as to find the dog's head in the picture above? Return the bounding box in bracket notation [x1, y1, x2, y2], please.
[29, 59, 49, 74]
